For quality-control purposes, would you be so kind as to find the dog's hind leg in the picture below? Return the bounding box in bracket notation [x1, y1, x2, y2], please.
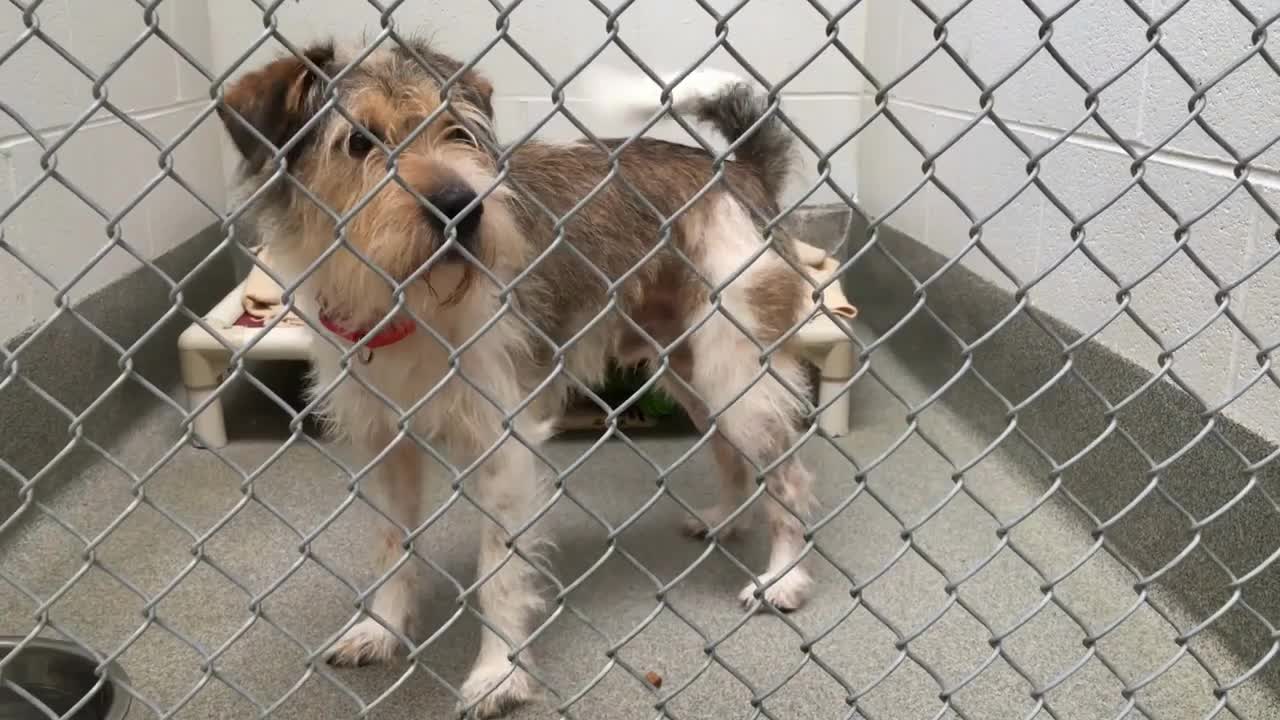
[685, 317, 817, 612]
[658, 378, 756, 541]
[325, 435, 426, 666]
[458, 441, 550, 718]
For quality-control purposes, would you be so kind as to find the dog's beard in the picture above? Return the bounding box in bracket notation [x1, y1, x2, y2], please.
[421, 253, 477, 308]
[292, 236, 473, 330]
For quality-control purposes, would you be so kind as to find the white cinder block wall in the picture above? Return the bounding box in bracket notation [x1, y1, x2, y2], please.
[0, 0, 226, 341]
[204, 1, 865, 208]
[859, 0, 1280, 443]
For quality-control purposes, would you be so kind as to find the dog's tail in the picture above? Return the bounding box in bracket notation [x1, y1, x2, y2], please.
[590, 68, 795, 199]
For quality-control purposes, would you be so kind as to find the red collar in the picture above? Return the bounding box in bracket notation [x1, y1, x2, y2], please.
[319, 312, 417, 349]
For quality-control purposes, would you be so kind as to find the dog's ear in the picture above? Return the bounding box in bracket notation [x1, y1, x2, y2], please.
[463, 71, 494, 118]
[219, 42, 336, 174]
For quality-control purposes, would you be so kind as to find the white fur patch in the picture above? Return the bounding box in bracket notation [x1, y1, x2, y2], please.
[690, 194, 791, 342]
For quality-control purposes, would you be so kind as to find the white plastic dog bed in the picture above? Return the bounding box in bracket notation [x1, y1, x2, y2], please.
[178, 245, 858, 449]
[177, 251, 313, 449]
[790, 240, 860, 437]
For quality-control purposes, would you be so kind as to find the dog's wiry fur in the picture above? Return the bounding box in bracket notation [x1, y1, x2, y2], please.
[220, 38, 818, 717]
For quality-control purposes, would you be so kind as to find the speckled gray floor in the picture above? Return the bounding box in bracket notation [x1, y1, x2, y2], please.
[1, 337, 1275, 719]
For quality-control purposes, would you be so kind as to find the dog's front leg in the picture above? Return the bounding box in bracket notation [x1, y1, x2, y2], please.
[458, 441, 549, 718]
[325, 436, 425, 667]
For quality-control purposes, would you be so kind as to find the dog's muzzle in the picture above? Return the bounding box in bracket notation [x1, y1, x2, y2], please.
[424, 185, 483, 251]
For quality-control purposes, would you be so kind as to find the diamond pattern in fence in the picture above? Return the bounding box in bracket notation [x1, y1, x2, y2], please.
[2, 0, 1280, 719]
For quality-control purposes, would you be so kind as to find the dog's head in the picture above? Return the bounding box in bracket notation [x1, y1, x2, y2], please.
[219, 40, 505, 324]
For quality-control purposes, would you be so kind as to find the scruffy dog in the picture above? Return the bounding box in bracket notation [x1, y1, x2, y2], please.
[218, 39, 818, 717]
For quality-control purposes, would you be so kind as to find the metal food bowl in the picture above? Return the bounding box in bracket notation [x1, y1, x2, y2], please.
[0, 639, 130, 720]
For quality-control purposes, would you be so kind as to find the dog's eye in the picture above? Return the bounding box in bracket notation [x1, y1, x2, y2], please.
[444, 126, 478, 147]
[347, 131, 376, 157]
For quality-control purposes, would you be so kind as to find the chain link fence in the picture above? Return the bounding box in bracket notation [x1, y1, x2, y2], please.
[2, 0, 1280, 718]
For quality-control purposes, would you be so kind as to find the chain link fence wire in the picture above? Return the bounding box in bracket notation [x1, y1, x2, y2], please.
[2, 0, 1280, 718]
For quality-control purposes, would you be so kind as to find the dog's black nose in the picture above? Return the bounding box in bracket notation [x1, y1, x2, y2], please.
[424, 185, 483, 241]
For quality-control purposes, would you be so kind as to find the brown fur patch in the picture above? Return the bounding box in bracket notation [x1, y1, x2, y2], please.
[746, 264, 806, 344]
[501, 139, 787, 347]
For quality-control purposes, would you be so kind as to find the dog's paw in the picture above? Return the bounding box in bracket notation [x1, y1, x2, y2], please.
[323, 618, 400, 667]
[681, 505, 749, 541]
[738, 566, 812, 612]
[458, 661, 536, 718]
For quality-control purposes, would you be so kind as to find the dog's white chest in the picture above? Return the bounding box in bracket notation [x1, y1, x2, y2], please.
[309, 333, 456, 436]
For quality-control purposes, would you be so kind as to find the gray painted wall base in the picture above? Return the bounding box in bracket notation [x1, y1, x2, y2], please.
[0, 227, 236, 532]
[839, 207, 1280, 693]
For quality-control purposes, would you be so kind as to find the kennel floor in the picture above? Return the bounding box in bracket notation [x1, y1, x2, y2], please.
[1, 336, 1274, 720]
